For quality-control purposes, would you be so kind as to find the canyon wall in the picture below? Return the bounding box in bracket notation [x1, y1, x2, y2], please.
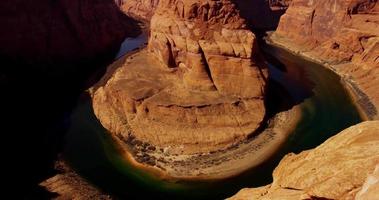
[230, 121, 379, 199]
[0, 0, 139, 64]
[119, 0, 289, 30]
[93, 0, 268, 156]
[271, 0, 379, 119]
[0, 0, 139, 197]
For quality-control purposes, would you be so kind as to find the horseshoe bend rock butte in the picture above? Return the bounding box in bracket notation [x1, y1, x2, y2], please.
[270, 0, 379, 119]
[229, 121, 379, 200]
[92, 0, 268, 158]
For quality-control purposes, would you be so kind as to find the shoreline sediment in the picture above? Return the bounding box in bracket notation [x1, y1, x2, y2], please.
[107, 102, 302, 181]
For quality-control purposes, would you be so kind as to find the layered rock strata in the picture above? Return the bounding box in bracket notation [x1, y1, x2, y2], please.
[92, 0, 278, 178]
[229, 121, 379, 200]
[270, 0, 379, 119]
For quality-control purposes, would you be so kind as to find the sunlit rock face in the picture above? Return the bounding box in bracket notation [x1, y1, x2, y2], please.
[272, 0, 379, 119]
[92, 0, 268, 155]
[229, 121, 379, 200]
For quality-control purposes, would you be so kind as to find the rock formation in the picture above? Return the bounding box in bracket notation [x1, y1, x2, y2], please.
[92, 0, 273, 178]
[0, 0, 139, 64]
[0, 1, 139, 197]
[119, 0, 159, 21]
[229, 121, 379, 200]
[270, 0, 379, 119]
[119, 0, 290, 30]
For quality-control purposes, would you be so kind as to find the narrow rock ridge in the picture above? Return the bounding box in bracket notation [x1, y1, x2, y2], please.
[229, 121, 379, 200]
[269, 0, 379, 119]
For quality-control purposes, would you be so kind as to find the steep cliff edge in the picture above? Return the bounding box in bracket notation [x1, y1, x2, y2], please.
[270, 0, 379, 119]
[229, 121, 379, 200]
[90, 0, 301, 179]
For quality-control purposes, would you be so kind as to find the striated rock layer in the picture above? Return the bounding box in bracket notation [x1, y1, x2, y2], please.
[270, 0, 379, 119]
[92, 0, 273, 178]
[229, 121, 379, 200]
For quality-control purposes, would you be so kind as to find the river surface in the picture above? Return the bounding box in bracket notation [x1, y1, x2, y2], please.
[63, 35, 362, 199]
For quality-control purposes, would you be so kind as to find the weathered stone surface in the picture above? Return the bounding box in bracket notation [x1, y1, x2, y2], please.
[271, 0, 379, 119]
[229, 121, 379, 200]
[118, 0, 159, 21]
[356, 164, 379, 200]
[92, 0, 267, 156]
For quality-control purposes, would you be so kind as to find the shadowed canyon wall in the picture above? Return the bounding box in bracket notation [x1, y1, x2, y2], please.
[0, 0, 138, 198]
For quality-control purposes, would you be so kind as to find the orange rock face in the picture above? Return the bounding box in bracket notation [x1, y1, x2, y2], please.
[92, 0, 268, 156]
[272, 0, 379, 119]
[229, 121, 379, 200]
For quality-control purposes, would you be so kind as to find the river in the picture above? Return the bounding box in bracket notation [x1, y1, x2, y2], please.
[62, 34, 362, 199]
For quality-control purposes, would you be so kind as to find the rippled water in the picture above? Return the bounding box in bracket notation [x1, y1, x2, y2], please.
[63, 35, 362, 199]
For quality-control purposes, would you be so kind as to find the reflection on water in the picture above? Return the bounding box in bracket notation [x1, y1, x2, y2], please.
[63, 37, 362, 199]
[115, 32, 148, 59]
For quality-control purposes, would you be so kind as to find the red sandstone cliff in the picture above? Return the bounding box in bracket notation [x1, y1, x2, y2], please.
[271, 0, 379, 119]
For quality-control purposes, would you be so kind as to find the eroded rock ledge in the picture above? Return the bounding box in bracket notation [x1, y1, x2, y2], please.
[229, 121, 379, 200]
[269, 0, 379, 119]
[90, 0, 297, 179]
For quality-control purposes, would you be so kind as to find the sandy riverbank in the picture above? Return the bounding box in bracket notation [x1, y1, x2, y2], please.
[266, 33, 378, 121]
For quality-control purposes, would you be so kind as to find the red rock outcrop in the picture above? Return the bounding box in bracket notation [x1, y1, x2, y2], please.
[92, 0, 269, 177]
[270, 0, 379, 119]
[229, 121, 379, 200]
[119, 0, 159, 21]
[0, 0, 139, 63]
